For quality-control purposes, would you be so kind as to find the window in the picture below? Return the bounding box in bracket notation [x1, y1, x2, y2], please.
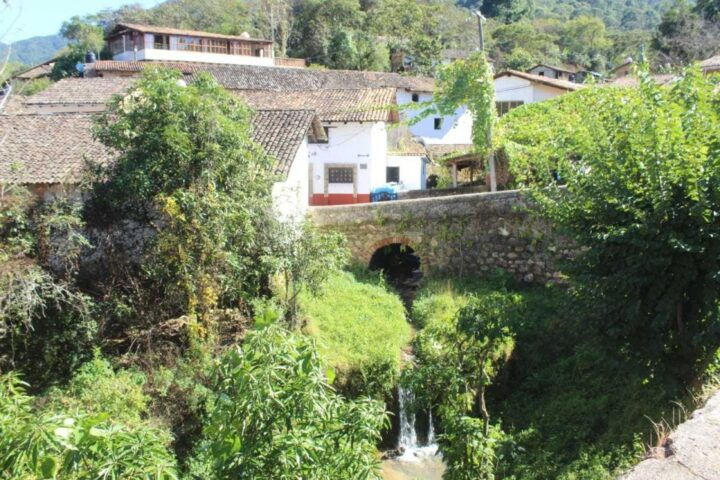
[434, 118, 443, 130]
[412, 93, 419, 102]
[538, 71, 545, 76]
[495, 101, 524, 116]
[386, 167, 400, 183]
[178, 37, 202, 52]
[207, 39, 229, 54]
[153, 35, 169, 50]
[309, 126, 330, 144]
[328, 167, 354, 183]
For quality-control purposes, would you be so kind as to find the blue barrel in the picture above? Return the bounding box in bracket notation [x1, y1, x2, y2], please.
[371, 185, 398, 202]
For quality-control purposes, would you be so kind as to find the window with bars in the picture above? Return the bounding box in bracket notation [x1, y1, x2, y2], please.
[178, 37, 202, 52]
[328, 167, 354, 184]
[386, 167, 400, 183]
[207, 39, 229, 54]
[496, 101, 524, 116]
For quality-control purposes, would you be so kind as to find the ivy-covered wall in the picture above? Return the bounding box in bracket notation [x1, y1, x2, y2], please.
[309, 190, 571, 284]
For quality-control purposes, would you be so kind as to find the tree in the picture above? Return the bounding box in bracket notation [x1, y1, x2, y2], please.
[501, 67, 720, 379]
[269, 221, 348, 329]
[193, 326, 387, 479]
[413, 52, 496, 163]
[404, 292, 518, 479]
[696, 0, 720, 21]
[652, 0, 720, 65]
[91, 69, 277, 322]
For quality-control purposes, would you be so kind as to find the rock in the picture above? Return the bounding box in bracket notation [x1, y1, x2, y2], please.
[618, 390, 720, 480]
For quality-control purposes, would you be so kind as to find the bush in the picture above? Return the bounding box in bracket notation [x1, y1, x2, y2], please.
[498, 67, 720, 378]
[0, 264, 96, 388]
[45, 354, 148, 423]
[301, 270, 412, 398]
[0, 373, 177, 479]
[191, 326, 387, 479]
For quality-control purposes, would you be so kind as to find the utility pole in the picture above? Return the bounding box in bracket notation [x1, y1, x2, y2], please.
[474, 10, 497, 192]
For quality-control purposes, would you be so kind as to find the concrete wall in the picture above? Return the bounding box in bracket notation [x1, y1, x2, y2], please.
[309, 121, 387, 205]
[272, 140, 309, 221]
[309, 190, 570, 283]
[494, 75, 569, 104]
[396, 90, 473, 145]
[387, 155, 427, 191]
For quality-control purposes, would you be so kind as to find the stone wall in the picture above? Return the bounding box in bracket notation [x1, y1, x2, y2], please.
[309, 190, 570, 284]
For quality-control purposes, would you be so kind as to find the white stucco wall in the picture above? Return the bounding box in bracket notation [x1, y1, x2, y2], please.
[494, 75, 569, 104]
[396, 90, 473, 146]
[309, 122, 388, 196]
[272, 140, 309, 221]
[387, 155, 427, 191]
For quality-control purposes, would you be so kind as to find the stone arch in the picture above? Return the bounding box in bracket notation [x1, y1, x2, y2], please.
[368, 236, 417, 261]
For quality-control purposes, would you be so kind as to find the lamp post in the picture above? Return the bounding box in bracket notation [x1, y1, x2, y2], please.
[474, 10, 497, 192]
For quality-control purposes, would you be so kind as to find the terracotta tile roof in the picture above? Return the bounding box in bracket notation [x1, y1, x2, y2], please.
[607, 74, 676, 87]
[0, 114, 111, 184]
[528, 63, 582, 74]
[701, 55, 720, 72]
[388, 137, 426, 156]
[236, 88, 397, 123]
[89, 61, 435, 92]
[0, 109, 319, 184]
[13, 61, 55, 80]
[494, 70, 583, 91]
[110, 22, 272, 44]
[252, 109, 322, 176]
[23, 77, 135, 106]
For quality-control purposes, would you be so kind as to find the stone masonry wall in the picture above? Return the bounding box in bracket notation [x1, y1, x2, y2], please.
[309, 190, 571, 284]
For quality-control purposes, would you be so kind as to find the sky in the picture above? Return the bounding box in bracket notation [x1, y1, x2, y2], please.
[3, 0, 163, 43]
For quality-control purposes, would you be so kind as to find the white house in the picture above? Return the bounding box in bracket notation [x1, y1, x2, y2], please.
[494, 70, 581, 116]
[106, 23, 294, 67]
[237, 88, 398, 206]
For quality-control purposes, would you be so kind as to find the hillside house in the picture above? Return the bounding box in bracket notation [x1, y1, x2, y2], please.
[701, 55, 720, 74]
[106, 23, 305, 68]
[609, 58, 634, 79]
[527, 63, 583, 82]
[494, 70, 581, 116]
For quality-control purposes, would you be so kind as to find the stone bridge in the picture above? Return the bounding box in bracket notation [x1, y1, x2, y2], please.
[309, 190, 569, 284]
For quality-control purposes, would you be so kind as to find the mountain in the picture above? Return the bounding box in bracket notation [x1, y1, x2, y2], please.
[0, 34, 67, 67]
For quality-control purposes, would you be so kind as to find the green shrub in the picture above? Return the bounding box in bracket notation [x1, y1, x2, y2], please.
[45, 354, 148, 423]
[0, 264, 96, 388]
[191, 326, 387, 479]
[499, 67, 720, 379]
[0, 373, 177, 479]
[301, 270, 412, 398]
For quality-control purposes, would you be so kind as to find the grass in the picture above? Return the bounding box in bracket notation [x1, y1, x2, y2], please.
[300, 269, 413, 398]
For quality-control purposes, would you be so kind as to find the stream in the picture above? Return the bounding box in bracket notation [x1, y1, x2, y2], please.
[380, 386, 445, 480]
[371, 243, 445, 479]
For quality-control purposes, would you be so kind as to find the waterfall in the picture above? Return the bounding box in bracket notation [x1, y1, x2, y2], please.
[428, 411, 436, 445]
[398, 385, 418, 450]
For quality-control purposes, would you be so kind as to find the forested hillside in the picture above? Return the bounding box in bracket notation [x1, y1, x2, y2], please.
[19, 0, 717, 81]
[0, 34, 66, 65]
